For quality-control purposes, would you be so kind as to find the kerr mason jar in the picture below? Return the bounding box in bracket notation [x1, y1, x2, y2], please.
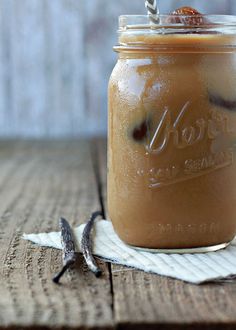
[108, 15, 236, 252]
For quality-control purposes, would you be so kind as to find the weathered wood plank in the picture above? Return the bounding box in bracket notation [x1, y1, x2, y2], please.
[43, 0, 87, 138]
[96, 138, 236, 330]
[0, 0, 87, 138]
[0, 0, 233, 138]
[230, 0, 236, 14]
[0, 0, 14, 136]
[0, 141, 113, 329]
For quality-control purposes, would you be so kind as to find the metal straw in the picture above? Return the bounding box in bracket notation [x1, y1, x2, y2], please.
[145, 0, 159, 24]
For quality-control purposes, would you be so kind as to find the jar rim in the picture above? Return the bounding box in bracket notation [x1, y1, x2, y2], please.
[116, 15, 236, 53]
[119, 15, 236, 33]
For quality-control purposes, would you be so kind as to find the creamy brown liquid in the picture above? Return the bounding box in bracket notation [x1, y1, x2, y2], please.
[108, 32, 236, 249]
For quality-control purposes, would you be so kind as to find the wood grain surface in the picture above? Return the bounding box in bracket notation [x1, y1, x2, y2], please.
[0, 140, 113, 329]
[0, 139, 236, 329]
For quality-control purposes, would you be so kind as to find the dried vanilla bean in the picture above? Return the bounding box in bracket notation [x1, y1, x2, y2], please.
[52, 217, 76, 284]
[81, 211, 102, 277]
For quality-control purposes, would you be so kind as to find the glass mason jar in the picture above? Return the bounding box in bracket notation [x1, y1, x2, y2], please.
[108, 15, 236, 252]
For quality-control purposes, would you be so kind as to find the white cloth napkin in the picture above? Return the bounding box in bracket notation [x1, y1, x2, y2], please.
[23, 220, 236, 284]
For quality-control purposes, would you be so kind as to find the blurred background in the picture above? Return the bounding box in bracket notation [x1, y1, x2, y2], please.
[0, 0, 236, 139]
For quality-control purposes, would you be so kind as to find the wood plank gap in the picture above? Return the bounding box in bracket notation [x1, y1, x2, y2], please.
[90, 138, 115, 322]
[89, 139, 105, 220]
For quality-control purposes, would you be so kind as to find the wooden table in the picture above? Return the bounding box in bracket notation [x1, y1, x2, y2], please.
[0, 139, 236, 330]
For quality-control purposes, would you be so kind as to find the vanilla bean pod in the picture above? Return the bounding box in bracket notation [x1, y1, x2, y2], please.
[52, 217, 76, 284]
[81, 211, 103, 277]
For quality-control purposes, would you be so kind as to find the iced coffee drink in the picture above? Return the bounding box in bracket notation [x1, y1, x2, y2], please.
[108, 9, 236, 251]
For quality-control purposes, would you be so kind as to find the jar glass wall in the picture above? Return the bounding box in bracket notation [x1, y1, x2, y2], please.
[108, 15, 236, 252]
